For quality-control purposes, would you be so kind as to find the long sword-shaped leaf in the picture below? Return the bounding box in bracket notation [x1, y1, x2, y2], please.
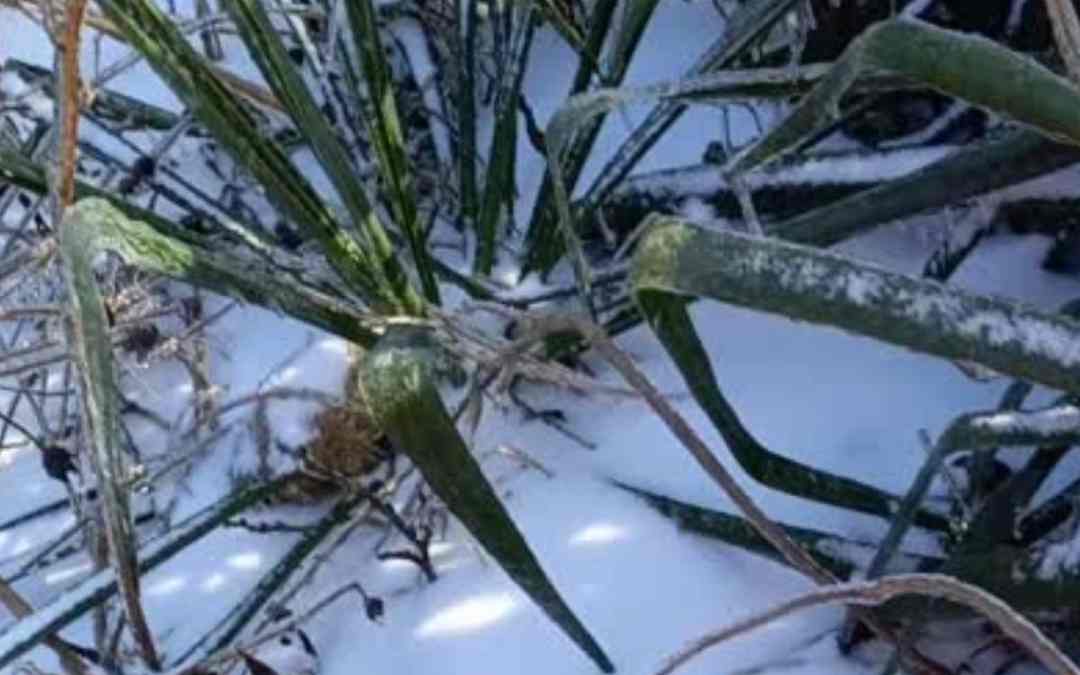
[63, 198, 381, 346]
[359, 329, 614, 673]
[222, 0, 429, 311]
[628, 287, 947, 529]
[94, 0, 422, 314]
[456, 0, 479, 229]
[475, 8, 535, 275]
[614, 481, 941, 579]
[0, 148, 495, 303]
[59, 187, 160, 671]
[768, 130, 1080, 247]
[343, 0, 439, 302]
[634, 216, 1080, 395]
[519, 0, 631, 276]
[727, 18, 1080, 177]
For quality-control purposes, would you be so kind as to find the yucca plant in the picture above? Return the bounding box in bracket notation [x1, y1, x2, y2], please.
[533, 2, 1080, 670]
[7, 0, 1080, 673]
[0, 0, 632, 671]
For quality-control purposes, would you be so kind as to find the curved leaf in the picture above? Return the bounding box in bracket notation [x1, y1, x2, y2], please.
[727, 18, 1080, 177]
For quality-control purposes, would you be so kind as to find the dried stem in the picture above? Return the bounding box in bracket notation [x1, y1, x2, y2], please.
[653, 574, 1080, 675]
[505, 310, 950, 674]
[1046, 0, 1080, 83]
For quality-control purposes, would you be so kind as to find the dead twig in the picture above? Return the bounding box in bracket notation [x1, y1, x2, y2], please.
[653, 574, 1080, 675]
[1046, 0, 1080, 83]
[498, 309, 950, 674]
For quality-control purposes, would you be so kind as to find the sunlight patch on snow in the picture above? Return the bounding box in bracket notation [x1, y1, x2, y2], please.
[145, 575, 186, 596]
[317, 338, 350, 356]
[11, 535, 35, 556]
[0, 445, 19, 468]
[201, 572, 228, 592]
[265, 366, 300, 387]
[227, 551, 263, 570]
[427, 541, 459, 561]
[569, 522, 628, 546]
[414, 593, 518, 638]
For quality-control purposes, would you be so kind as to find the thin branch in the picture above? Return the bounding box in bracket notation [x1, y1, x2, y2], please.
[1046, 0, 1080, 83]
[654, 574, 1080, 675]
[502, 310, 948, 674]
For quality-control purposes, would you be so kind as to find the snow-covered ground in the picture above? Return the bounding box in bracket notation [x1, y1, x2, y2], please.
[2, 3, 1080, 675]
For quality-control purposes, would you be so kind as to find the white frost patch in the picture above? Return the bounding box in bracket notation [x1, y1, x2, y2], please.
[414, 593, 519, 638]
[226, 551, 263, 571]
[620, 145, 957, 200]
[43, 561, 92, 585]
[1035, 534, 1080, 581]
[201, 572, 228, 593]
[842, 271, 884, 306]
[569, 522, 628, 546]
[972, 405, 1080, 436]
[676, 197, 714, 222]
[956, 310, 1080, 371]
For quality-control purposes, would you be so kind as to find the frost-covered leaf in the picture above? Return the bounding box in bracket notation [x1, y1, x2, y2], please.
[633, 216, 1080, 396]
[727, 18, 1080, 176]
[63, 199, 382, 346]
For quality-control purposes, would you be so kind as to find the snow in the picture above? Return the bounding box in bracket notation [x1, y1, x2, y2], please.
[3, 2, 1080, 675]
[970, 405, 1080, 438]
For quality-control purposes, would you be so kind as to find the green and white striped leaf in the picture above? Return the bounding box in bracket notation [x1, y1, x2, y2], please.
[342, 0, 440, 301]
[95, 0, 422, 314]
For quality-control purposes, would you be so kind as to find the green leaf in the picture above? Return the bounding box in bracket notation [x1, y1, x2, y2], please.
[633, 216, 1080, 397]
[475, 8, 536, 275]
[359, 329, 614, 673]
[457, 0, 479, 229]
[519, 0, 622, 277]
[342, 0, 440, 302]
[63, 199, 381, 347]
[629, 276, 947, 530]
[95, 0, 422, 314]
[59, 181, 160, 670]
[727, 18, 1080, 177]
[614, 481, 942, 579]
[768, 130, 1080, 248]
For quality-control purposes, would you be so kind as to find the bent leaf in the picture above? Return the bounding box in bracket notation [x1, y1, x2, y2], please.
[727, 18, 1080, 177]
[63, 199, 381, 346]
[633, 216, 1080, 396]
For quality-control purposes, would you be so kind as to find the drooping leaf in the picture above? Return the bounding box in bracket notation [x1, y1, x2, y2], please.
[633, 216, 1080, 397]
[61, 199, 381, 347]
[727, 18, 1080, 177]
